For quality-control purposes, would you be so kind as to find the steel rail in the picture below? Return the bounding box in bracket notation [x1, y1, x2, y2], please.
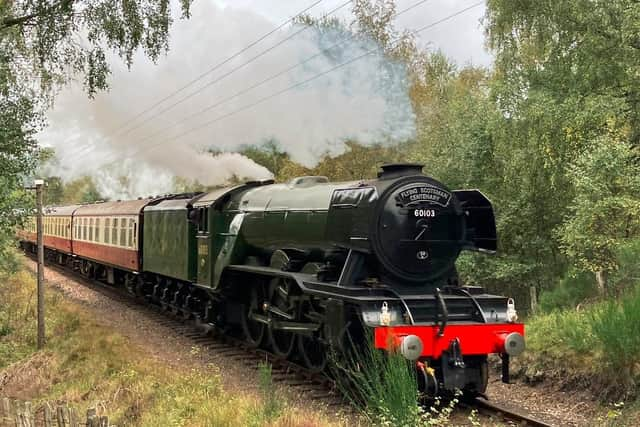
[23, 251, 553, 426]
[469, 397, 555, 427]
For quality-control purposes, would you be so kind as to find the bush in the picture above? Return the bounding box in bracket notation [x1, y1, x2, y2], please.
[589, 286, 640, 392]
[609, 240, 640, 294]
[333, 335, 459, 426]
[525, 282, 640, 399]
[539, 269, 598, 312]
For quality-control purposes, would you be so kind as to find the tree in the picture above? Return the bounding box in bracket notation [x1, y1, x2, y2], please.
[480, 0, 640, 295]
[0, 0, 193, 249]
[558, 139, 640, 294]
[59, 176, 104, 204]
[1, 0, 193, 98]
[312, 140, 402, 181]
[0, 36, 39, 246]
[240, 139, 291, 179]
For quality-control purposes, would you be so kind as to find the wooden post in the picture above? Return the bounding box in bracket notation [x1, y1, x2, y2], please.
[25, 401, 34, 427]
[1, 397, 10, 419]
[529, 285, 538, 315]
[44, 402, 53, 427]
[35, 179, 45, 349]
[69, 407, 79, 427]
[56, 405, 65, 427]
[86, 407, 97, 427]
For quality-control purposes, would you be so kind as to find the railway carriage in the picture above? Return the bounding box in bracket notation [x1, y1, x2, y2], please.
[20, 205, 79, 256]
[19, 163, 525, 397]
[72, 199, 149, 272]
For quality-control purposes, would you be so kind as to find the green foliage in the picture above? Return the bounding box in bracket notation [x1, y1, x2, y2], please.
[1, 0, 193, 98]
[50, 175, 105, 204]
[590, 288, 640, 391]
[558, 140, 640, 279]
[249, 361, 283, 425]
[539, 270, 598, 312]
[311, 140, 403, 182]
[333, 335, 458, 426]
[609, 240, 640, 293]
[526, 280, 640, 399]
[0, 37, 40, 243]
[240, 139, 291, 179]
[1, 0, 193, 251]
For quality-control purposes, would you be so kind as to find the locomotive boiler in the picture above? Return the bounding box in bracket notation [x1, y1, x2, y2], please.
[19, 163, 524, 396]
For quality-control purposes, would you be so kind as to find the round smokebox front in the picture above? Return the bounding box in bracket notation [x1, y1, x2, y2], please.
[373, 177, 465, 284]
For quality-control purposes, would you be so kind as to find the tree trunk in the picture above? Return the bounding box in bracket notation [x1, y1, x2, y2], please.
[595, 270, 608, 296]
[529, 285, 538, 314]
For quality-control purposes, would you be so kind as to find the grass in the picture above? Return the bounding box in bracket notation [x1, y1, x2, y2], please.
[332, 335, 460, 427]
[252, 361, 284, 425]
[0, 264, 343, 426]
[518, 283, 640, 401]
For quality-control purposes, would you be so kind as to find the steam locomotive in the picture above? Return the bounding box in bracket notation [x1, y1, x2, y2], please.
[18, 163, 524, 395]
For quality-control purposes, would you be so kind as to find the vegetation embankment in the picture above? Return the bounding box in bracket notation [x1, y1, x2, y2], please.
[513, 240, 640, 420]
[0, 256, 341, 427]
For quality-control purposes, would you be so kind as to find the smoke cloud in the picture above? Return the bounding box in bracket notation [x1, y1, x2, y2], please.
[38, 0, 416, 199]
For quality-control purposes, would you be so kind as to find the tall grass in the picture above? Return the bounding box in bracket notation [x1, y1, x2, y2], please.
[250, 361, 284, 425]
[0, 264, 339, 426]
[333, 335, 457, 426]
[526, 283, 640, 399]
[589, 286, 640, 386]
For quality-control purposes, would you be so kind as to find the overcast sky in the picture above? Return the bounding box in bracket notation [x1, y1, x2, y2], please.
[223, 0, 492, 66]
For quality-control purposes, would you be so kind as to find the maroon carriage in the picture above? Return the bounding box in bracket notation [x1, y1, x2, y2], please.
[19, 205, 80, 255]
[72, 199, 153, 272]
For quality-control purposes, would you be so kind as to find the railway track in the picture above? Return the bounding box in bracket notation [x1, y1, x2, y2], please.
[32, 257, 345, 408]
[468, 398, 554, 427]
[29, 255, 554, 426]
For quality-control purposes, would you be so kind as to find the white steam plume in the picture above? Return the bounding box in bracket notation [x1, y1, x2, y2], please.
[38, 1, 416, 199]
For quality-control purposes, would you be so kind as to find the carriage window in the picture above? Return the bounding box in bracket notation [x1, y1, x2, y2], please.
[105, 218, 111, 244]
[83, 218, 87, 241]
[133, 221, 137, 246]
[112, 218, 118, 245]
[128, 219, 134, 248]
[94, 218, 100, 242]
[120, 218, 127, 248]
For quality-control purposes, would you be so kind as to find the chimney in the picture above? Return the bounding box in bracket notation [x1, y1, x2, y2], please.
[377, 163, 424, 179]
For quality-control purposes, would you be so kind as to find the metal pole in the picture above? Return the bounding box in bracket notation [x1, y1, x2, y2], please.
[35, 179, 45, 349]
